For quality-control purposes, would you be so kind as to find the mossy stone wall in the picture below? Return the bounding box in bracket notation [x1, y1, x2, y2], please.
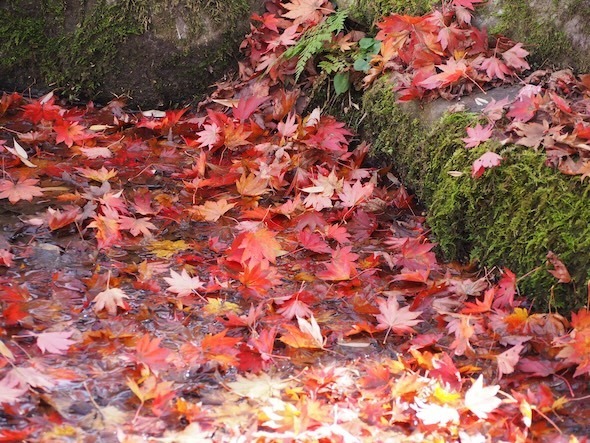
[0, 0, 261, 107]
[481, 0, 590, 73]
[362, 79, 589, 312]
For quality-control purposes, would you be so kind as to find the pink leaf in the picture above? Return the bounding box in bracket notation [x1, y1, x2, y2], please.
[462, 123, 493, 148]
[34, 330, 76, 355]
[374, 296, 423, 342]
[471, 151, 502, 178]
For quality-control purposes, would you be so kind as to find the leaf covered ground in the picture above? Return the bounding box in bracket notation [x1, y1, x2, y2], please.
[0, 0, 589, 442]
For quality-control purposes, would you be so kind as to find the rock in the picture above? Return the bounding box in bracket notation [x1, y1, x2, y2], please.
[0, 0, 264, 107]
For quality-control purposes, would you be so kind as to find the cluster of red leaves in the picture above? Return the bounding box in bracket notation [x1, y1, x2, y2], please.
[363, 0, 529, 101]
[459, 69, 590, 181]
[238, 0, 336, 84]
[0, 1, 588, 442]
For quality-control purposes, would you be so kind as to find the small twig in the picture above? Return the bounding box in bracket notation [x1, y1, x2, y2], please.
[83, 381, 106, 419]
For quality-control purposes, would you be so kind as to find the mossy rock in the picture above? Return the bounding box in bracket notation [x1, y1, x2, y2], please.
[362, 79, 589, 312]
[480, 0, 590, 73]
[0, 0, 262, 107]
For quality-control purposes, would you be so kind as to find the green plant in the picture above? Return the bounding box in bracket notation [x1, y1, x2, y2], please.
[282, 8, 349, 80]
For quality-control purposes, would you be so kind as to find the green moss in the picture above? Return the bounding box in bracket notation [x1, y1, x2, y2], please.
[0, 0, 251, 103]
[0, 11, 45, 69]
[362, 79, 589, 312]
[431, 147, 590, 312]
[43, 1, 145, 99]
[490, 0, 590, 72]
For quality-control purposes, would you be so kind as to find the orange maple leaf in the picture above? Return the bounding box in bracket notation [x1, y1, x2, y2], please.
[135, 334, 172, 373]
[191, 198, 235, 222]
[229, 228, 285, 266]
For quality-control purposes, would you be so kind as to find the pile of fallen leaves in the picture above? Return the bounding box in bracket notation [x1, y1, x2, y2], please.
[0, 0, 589, 441]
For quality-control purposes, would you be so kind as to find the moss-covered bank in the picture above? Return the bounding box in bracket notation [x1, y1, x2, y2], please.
[482, 0, 590, 73]
[362, 80, 589, 311]
[0, 0, 256, 106]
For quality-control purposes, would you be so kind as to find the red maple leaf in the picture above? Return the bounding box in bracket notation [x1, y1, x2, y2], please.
[471, 151, 502, 178]
[479, 56, 512, 80]
[452, 0, 486, 10]
[506, 93, 539, 122]
[317, 245, 358, 281]
[53, 120, 94, 147]
[303, 116, 352, 153]
[22, 93, 62, 123]
[88, 210, 121, 249]
[418, 59, 470, 90]
[232, 96, 269, 121]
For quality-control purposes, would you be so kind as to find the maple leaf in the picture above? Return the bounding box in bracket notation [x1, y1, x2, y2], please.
[53, 120, 94, 147]
[0, 376, 27, 404]
[462, 123, 493, 148]
[119, 216, 157, 237]
[546, 251, 572, 283]
[93, 287, 130, 316]
[493, 268, 517, 309]
[0, 178, 43, 203]
[452, 0, 486, 10]
[76, 166, 118, 182]
[22, 93, 62, 123]
[304, 116, 352, 153]
[196, 123, 221, 148]
[191, 199, 235, 222]
[374, 296, 423, 342]
[33, 330, 76, 355]
[497, 343, 525, 379]
[232, 96, 269, 121]
[164, 269, 205, 297]
[461, 287, 494, 314]
[337, 180, 374, 208]
[236, 172, 270, 196]
[479, 56, 512, 80]
[47, 206, 81, 231]
[464, 375, 502, 419]
[4, 366, 56, 390]
[446, 315, 476, 356]
[232, 228, 285, 266]
[88, 212, 121, 249]
[135, 334, 171, 373]
[501, 43, 530, 71]
[282, 0, 325, 24]
[317, 245, 358, 281]
[227, 373, 289, 400]
[127, 375, 175, 417]
[418, 59, 470, 90]
[413, 399, 460, 426]
[298, 229, 332, 254]
[506, 92, 539, 122]
[280, 315, 326, 349]
[471, 151, 502, 178]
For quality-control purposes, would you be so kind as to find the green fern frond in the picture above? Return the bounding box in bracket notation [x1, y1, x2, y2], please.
[283, 9, 349, 80]
[318, 54, 348, 75]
